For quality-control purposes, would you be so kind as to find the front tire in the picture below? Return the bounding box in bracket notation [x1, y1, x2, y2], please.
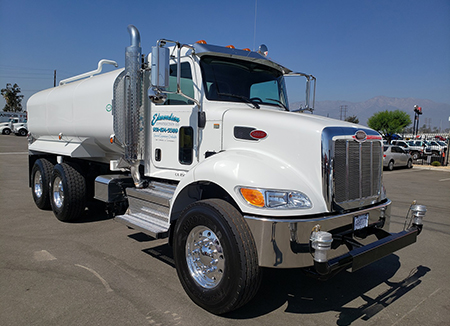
[3, 128, 11, 135]
[50, 163, 86, 222]
[173, 199, 261, 315]
[31, 158, 54, 209]
[407, 159, 413, 169]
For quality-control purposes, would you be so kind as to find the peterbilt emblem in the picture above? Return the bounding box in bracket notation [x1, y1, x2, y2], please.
[354, 130, 367, 142]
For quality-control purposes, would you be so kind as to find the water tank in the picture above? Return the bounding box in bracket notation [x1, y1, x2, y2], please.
[27, 68, 125, 158]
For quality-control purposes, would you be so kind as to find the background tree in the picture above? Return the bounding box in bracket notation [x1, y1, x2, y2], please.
[345, 115, 359, 124]
[367, 110, 411, 143]
[1, 83, 24, 112]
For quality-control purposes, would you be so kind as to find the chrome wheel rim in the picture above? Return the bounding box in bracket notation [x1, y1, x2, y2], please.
[53, 177, 64, 209]
[186, 226, 225, 289]
[33, 170, 43, 199]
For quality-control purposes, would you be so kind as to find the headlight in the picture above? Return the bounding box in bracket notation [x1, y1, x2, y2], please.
[238, 187, 312, 209]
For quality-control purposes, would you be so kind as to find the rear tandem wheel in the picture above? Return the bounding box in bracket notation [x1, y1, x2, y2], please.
[50, 163, 86, 222]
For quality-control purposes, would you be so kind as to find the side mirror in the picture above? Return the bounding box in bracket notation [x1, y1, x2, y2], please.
[148, 87, 166, 104]
[151, 46, 169, 89]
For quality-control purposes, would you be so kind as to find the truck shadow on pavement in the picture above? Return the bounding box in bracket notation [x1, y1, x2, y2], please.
[66, 202, 114, 223]
[230, 259, 430, 323]
[133, 233, 431, 323]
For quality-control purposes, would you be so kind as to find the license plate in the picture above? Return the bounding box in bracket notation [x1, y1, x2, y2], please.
[354, 213, 369, 230]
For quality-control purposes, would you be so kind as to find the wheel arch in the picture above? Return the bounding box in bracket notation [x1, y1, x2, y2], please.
[168, 149, 325, 243]
[168, 181, 240, 246]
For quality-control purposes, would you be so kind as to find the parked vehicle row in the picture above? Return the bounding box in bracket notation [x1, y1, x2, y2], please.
[391, 139, 448, 159]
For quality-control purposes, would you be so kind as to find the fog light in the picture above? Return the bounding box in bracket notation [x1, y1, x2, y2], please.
[310, 228, 333, 263]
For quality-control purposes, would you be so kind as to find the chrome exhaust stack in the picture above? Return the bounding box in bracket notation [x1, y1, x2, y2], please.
[125, 25, 144, 188]
[113, 25, 146, 188]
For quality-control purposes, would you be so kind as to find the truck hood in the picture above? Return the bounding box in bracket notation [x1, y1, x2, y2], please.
[221, 108, 376, 213]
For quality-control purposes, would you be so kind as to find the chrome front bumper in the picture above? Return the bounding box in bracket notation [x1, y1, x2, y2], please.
[244, 200, 393, 268]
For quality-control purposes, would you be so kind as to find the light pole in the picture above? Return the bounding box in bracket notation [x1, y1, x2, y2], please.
[413, 105, 422, 137]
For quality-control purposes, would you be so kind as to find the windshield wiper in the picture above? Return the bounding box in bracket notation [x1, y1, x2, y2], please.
[265, 98, 289, 111]
[217, 93, 260, 109]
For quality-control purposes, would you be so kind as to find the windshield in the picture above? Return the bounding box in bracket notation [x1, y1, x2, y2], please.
[200, 55, 288, 110]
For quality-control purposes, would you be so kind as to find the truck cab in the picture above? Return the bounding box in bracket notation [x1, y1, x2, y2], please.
[0, 118, 20, 135]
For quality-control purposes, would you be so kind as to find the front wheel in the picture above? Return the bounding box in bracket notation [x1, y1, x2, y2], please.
[3, 128, 11, 135]
[407, 159, 413, 169]
[173, 199, 261, 315]
[50, 163, 86, 222]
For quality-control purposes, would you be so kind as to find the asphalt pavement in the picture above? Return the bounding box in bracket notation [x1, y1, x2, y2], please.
[1, 135, 449, 326]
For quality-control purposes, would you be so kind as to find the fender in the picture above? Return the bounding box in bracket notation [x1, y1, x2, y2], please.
[170, 149, 328, 220]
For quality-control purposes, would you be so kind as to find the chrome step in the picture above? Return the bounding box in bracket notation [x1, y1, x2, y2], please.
[114, 181, 177, 239]
[115, 213, 169, 239]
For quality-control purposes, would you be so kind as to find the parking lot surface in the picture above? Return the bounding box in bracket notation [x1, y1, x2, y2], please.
[1, 135, 449, 326]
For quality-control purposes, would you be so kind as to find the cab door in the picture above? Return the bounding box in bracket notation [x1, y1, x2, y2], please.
[148, 60, 198, 180]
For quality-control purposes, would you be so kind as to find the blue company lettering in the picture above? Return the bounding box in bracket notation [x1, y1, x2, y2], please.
[153, 127, 179, 134]
[151, 113, 180, 126]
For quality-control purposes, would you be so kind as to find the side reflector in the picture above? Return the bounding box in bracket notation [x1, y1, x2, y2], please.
[240, 188, 265, 207]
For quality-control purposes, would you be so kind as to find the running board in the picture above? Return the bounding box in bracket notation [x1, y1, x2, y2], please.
[115, 213, 169, 239]
[114, 182, 176, 239]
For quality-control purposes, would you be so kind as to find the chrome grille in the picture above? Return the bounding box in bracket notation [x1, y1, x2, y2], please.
[334, 139, 382, 205]
[322, 127, 383, 211]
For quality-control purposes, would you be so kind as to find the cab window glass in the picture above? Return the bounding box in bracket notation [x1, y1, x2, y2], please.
[158, 62, 194, 105]
[250, 80, 280, 103]
[179, 126, 193, 164]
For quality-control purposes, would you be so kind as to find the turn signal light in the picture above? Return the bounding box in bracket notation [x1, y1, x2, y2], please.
[240, 188, 265, 207]
[196, 40, 207, 44]
[243, 48, 251, 51]
[226, 45, 235, 49]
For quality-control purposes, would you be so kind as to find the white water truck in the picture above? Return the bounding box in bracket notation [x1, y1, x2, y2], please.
[27, 25, 426, 314]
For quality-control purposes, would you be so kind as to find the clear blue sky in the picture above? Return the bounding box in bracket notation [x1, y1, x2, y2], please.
[1, 0, 449, 109]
